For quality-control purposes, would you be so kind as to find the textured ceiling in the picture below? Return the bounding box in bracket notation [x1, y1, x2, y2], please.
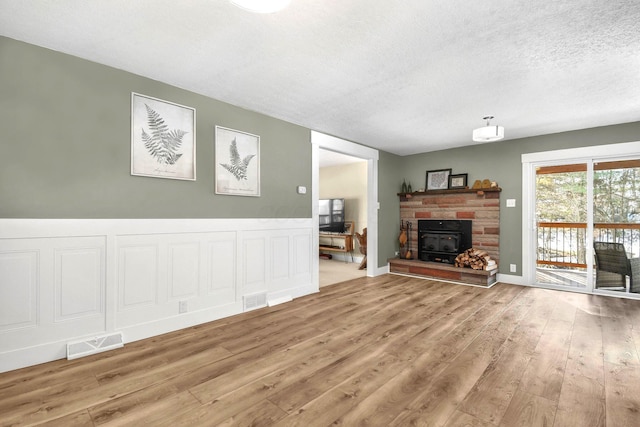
[319, 149, 365, 168]
[1, 0, 639, 155]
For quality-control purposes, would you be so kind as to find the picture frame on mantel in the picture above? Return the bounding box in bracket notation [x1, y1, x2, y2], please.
[426, 168, 452, 190]
[448, 173, 468, 189]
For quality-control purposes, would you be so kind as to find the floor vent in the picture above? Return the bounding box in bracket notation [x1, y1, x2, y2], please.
[67, 332, 124, 360]
[244, 292, 267, 311]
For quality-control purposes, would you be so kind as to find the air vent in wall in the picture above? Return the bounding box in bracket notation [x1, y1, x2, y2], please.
[67, 332, 124, 360]
[243, 292, 267, 311]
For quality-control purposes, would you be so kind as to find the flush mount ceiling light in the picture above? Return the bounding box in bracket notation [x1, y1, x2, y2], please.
[230, 0, 291, 13]
[472, 116, 505, 142]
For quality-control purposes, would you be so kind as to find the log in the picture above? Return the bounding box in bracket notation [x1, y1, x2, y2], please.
[455, 248, 495, 271]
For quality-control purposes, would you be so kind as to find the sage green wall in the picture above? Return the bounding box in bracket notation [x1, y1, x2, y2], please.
[377, 150, 404, 266]
[5, 38, 638, 275]
[398, 121, 640, 275]
[0, 36, 311, 218]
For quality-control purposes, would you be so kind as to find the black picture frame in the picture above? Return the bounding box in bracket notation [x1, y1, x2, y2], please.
[448, 173, 468, 189]
[426, 168, 452, 190]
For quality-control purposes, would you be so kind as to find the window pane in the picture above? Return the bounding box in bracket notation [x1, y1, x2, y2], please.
[536, 166, 587, 223]
[593, 159, 640, 259]
[594, 161, 640, 224]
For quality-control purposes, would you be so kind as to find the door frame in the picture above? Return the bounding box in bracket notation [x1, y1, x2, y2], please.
[311, 131, 380, 289]
[522, 141, 640, 295]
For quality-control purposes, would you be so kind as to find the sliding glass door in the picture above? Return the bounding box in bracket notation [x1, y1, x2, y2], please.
[523, 142, 640, 297]
[535, 163, 589, 290]
[592, 160, 640, 294]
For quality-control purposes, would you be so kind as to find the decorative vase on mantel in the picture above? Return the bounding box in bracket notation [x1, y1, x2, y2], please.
[401, 179, 408, 193]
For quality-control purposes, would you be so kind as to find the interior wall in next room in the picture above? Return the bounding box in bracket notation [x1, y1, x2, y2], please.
[320, 161, 368, 249]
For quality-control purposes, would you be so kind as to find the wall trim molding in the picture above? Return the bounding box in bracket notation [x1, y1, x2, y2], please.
[0, 217, 314, 238]
[0, 217, 315, 373]
[496, 273, 527, 286]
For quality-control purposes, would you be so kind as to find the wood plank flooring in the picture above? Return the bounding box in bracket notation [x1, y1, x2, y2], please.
[3, 275, 640, 426]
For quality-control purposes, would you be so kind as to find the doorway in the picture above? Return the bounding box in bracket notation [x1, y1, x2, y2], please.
[523, 141, 640, 298]
[318, 149, 368, 286]
[311, 131, 379, 290]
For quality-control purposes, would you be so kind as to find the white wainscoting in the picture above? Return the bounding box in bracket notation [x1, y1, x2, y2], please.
[0, 218, 315, 373]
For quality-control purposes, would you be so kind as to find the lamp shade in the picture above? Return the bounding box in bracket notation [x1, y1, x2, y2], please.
[230, 0, 291, 13]
[472, 125, 505, 142]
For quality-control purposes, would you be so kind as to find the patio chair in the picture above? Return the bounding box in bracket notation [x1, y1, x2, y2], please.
[593, 241, 640, 293]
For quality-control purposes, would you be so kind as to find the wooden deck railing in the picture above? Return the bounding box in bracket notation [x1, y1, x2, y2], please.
[537, 222, 640, 268]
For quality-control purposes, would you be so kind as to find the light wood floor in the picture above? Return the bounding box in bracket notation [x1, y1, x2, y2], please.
[319, 258, 366, 287]
[3, 275, 640, 426]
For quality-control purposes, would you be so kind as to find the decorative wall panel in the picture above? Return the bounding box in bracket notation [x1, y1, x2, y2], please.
[207, 236, 236, 303]
[271, 236, 290, 280]
[0, 218, 314, 373]
[0, 251, 38, 331]
[54, 248, 103, 321]
[119, 245, 159, 309]
[244, 236, 266, 295]
[168, 242, 200, 300]
[293, 233, 312, 277]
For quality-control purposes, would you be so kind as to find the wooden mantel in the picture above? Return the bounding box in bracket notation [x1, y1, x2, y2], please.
[398, 187, 502, 198]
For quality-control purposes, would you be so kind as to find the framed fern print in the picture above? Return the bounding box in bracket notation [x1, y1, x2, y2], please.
[215, 126, 260, 197]
[131, 93, 196, 180]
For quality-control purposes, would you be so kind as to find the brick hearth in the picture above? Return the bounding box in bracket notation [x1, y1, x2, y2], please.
[389, 258, 497, 287]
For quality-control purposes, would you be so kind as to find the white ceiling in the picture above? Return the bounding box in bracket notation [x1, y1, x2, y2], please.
[2, 0, 639, 156]
[319, 149, 365, 168]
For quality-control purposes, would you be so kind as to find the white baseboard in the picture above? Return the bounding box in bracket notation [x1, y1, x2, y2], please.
[496, 273, 528, 286]
[0, 342, 68, 373]
[375, 263, 390, 277]
[120, 301, 243, 344]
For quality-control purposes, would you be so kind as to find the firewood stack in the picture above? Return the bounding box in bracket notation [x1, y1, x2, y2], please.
[455, 248, 497, 271]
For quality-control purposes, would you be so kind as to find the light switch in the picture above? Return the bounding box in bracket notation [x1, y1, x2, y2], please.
[506, 199, 516, 207]
[297, 186, 307, 194]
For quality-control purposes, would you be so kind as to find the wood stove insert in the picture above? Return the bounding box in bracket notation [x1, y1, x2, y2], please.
[419, 219, 472, 264]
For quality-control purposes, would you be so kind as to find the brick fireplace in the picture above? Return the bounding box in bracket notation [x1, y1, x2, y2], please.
[391, 188, 501, 286]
